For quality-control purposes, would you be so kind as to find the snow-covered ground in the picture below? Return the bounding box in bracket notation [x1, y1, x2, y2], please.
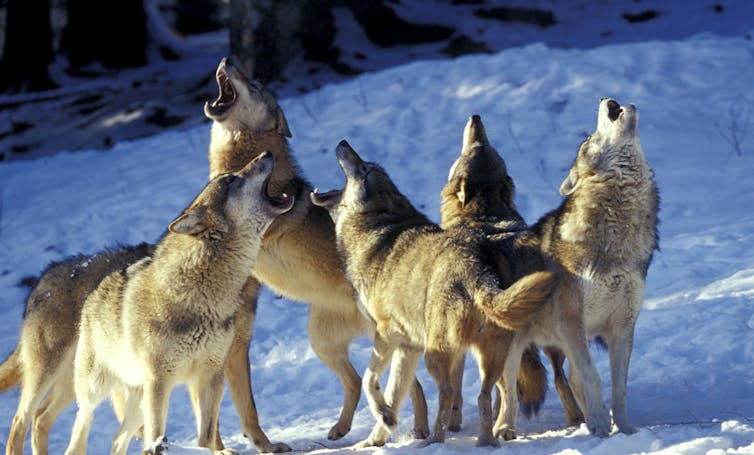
[2, 10, 754, 455]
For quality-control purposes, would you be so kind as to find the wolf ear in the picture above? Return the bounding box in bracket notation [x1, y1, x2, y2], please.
[456, 180, 467, 207]
[168, 209, 209, 236]
[276, 108, 292, 137]
[559, 171, 580, 196]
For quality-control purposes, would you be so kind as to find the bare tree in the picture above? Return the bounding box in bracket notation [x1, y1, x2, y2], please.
[61, 0, 147, 71]
[715, 103, 750, 157]
[0, 0, 56, 92]
[228, 0, 258, 79]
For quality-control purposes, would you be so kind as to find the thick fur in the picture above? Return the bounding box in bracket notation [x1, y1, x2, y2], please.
[442, 115, 585, 427]
[441, 115, 612, 440]
[441, 114, 549, 424]
[310, 141, 557, 448]
[63, 153, 293, 455]
[204, 57, 429, 443]
[528, 99, 659, 434]
[1, 244, 153, 455]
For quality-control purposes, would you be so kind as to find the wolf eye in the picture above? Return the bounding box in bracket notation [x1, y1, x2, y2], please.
[225, 175, 244, 193]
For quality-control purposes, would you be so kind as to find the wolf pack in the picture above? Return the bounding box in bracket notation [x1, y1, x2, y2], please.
[0, 57, 659, 454]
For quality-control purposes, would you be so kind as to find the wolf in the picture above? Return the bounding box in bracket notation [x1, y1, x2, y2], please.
[63, 152, 294, 455]
[310, 140, 558, 448]
[526, 99, 659, 434]
[0, 244, 153, 455]
[203, 56, 430, 442]
[441, 114, 614, 440]
[441, 114, 586, 429]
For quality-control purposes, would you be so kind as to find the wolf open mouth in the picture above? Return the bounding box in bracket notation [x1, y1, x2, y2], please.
[311, 188, 342, 208]
[607, 99, 622, 122]
[206, 68, 237, 117]
[262, 175, 294, 212]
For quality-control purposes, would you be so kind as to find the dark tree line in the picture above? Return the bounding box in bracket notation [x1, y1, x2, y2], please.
[0, 0, 456, 93]
[0, 0, 181, 93]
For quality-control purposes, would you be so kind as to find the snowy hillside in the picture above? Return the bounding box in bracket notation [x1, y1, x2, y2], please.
[1, 32, 754, 455]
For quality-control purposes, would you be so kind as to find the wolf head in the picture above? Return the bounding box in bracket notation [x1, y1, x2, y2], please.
[169, 152, 294, 240]
[310, 140, 419, 225]
[441, 115, 522, 228]
[560, 98, 645, 196]
[204, 57, 292, 137]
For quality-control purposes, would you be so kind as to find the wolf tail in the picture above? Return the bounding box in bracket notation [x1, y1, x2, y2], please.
[475, 270, 557, 331]
[0, 345, 22, 393]
[517, 344, 547, 418]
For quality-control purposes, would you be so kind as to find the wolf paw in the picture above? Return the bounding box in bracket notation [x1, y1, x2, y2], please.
[327, 423, 351, 441]
[143, 436, 169, 454]
[476, 435, 501, 447]
[353, 438, 385, 449]
[409, 426, 430, 440]
[215, 449, 239, 455]
[616, 422, 637, 435]
[448, 408, 462, 432]
[495, 426, 516, 441]
[566, 410, 586, 427]
[379, 404, 397, 428]
[416, 434, 445, 448]
[587, 410, 612, 438]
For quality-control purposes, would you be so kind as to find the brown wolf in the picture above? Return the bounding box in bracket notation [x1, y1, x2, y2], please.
[63, 152, 294, 455]
[526, 99, 659, 434]
[441, 114, 585, 429]
[441, 114, 552, 427]
[441, 114, 613, 440]
[310, 140, 558, 448]
[0, 244, 153, 455]
[203, 57, 429, 442]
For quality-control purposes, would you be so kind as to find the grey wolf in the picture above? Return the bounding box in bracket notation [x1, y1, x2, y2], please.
[441, 115, 555, 429]
[528, 99, 659, 434]
[203, 57, 429, 442]
[0, 244, 153, 455]
[63, 152, 294, 455]
[441, 114, 585, 429]
[310, 140, 557, 448]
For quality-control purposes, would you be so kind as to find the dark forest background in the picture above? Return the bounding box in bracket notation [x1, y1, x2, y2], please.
[0, 0, 506, 93]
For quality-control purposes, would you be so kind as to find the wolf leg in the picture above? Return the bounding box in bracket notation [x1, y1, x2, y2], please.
[364, 334, 397, 430]
[420, 350, 464, 447]
[111, 387, 143, 455]
[354, 332, 397, 448]
[190, 370, 226, 451]
[493, 337, 525, 441]
[65, 364, 112, 455]
[224, 277, 291, 452]
[142, 378, 171, 453]
[308, 303, 364, 440]
[605, 313, 639, 434]
[8, 341, 75, 455]
[8, 372, 52, 454]
[544, 346, 585, 426]
[559, 322, 610, 437]
[408, 376, 429, 439]
[449, 355, 464, 431]
[31, 369, 76, 455]
[475, 343, 506, 447]
[384, 346, 422, 426]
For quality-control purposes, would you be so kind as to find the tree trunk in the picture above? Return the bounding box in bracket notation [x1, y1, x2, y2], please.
[227, 0, 336, 83]
[228, 0, 257, 80]
[175, 0, 223, 34]
[0, 0, 56, 92]
[62, 0, 147, 71]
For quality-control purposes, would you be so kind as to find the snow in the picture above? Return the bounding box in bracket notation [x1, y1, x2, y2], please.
[2, 9, 754, 455]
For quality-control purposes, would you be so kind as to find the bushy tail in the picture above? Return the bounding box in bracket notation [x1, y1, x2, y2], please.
[517, 343, 547, 418]
[0, 345, 22, 393]
[475, 270, 557, 331]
